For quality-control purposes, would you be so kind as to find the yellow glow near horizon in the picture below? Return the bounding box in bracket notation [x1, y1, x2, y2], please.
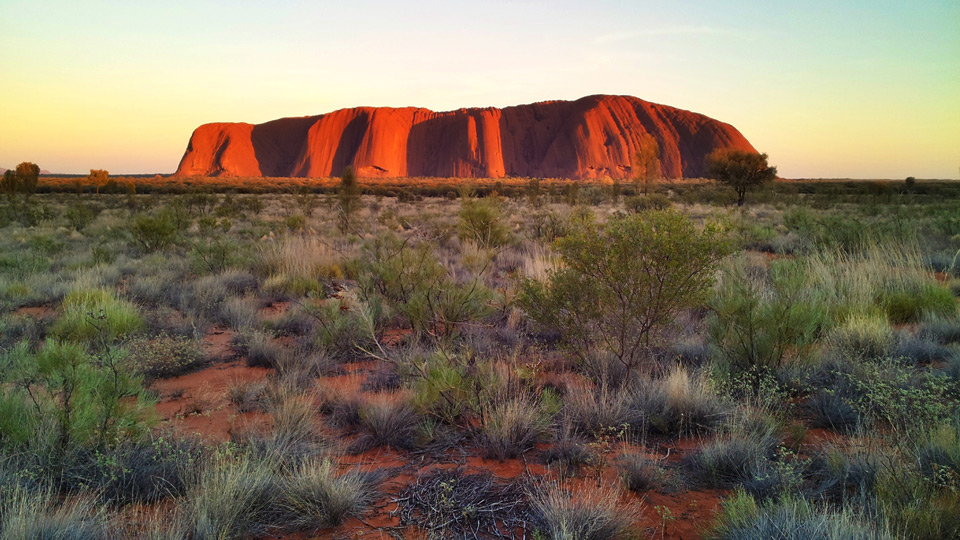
[1, 1, 957, 178]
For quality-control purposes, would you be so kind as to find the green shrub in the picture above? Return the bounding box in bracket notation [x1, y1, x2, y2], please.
[479, 393, 553, 460]
[530, 209, 569, 240]
[879, 282, 957, 324]
[0, 486, 109, 540]
[708, 260, 828, 390]
[64, 202, 97, 231]
[617, 452, 667, 492]
[190, 236, 241, 274]
[624, 193, 672, 212]
[130, 209, 180, 252]
[1, 339, 153, 453]
[284, 214, 306, 231]
[280, 458, 373, 529]
[531, 482, 638, 540]
[845, 359, 956, 433]
[50, 288, 144, 343]
[184, 453, 283, 539]
[631, 366, 731, 436]
[307, 297, 375, 361]
[458, 197, 510, 248]
[126, 335, 205, 380]
[710, 491, 892, 540]
[522, 210, 730, 373]
[359, 234, 494, 341]
[876, 460, 960, 540]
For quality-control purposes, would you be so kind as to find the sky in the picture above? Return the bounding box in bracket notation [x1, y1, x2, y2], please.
[0, 0, 957, 178]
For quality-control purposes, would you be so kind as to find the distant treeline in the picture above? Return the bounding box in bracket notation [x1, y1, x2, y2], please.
[32, 175, 960, 203]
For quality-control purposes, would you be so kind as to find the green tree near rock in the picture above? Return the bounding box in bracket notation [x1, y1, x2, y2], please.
[706, 150, 777, 207]
[633, 134, 661, 195]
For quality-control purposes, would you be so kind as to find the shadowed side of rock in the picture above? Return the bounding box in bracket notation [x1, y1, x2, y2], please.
[174, 95, 756, 179]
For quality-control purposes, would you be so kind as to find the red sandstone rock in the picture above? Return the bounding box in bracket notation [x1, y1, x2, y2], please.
[175, 95, 756, 179]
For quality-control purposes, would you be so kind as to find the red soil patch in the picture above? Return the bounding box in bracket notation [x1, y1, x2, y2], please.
[380, 327, 411, 348]
[804, 427, 848, 448]
[260, 301, 290, 322]
[642, 489, 724, 540]
[11, 305, 56, 318]
[202, 326, 237, 360]
[151, 361, 270, 442]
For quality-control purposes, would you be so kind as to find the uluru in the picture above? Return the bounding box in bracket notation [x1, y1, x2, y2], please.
[175, 95, 756, 179]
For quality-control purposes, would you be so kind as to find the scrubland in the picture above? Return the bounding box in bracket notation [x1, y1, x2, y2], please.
[1, 178, 959, 539]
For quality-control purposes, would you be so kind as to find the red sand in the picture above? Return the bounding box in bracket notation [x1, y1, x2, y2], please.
[146, 330, 849, 539]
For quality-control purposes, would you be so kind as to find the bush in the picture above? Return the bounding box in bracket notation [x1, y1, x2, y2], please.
[51, 288, 144, 343]
[126, 335, 205, 380]
[710, 491, 892, 540]
[62, 436, 203, 505]
[810, 445, 879, 504]
[531, 482, 638, 540]
[1, 339, 153, 454]
[64, 202, 97, 231]
[690, 419, 779, 488]
[184, 453, 283, 539]
[359, 234, 494, 341]
[239, 330, 283, 369]
[918, 317, 960, 344]
[522, 210, 730, 374]
[617, 452, 667, 493]
[541, 437, 593, 476]
[624, 193, 672, 212]
[479, 393, 552, 460]
[807, 389, 860, 432]
[0, 487, 109, 540]
[880, 282, 956, 324]
[281, 458, 374, 529]
[219, 296, 260, 332]
[307, 297, 375, 361]
[893, 336, 957, 364]
[845, 359, 956, 432]
[130, 209, 180, 253]
[458, 197, 511, 248]
[353, 396, 421, 452]
[826, 312, 895, 361]
[708, 260, 827, 390]
[639, 367, 731, 435]
[561, 383, 636, 438]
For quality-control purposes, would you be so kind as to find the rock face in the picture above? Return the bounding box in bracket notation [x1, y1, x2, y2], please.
[175, 95, 756, 179]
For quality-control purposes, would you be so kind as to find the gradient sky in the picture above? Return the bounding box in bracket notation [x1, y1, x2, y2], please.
[1, 0, 957, 178]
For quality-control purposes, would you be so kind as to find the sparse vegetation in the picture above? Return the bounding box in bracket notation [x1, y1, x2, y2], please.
[1, 177, 959, 537]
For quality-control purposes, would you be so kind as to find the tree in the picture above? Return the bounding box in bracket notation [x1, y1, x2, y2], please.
[336, 166, 362, 233]
[520, 209, 731, 375]
[15, 162, 39, 198]
[633, 134, 660, 195]
[1, 170, 16, 200]
[706, 150, 777, 207]
[88, 169, 109, 194]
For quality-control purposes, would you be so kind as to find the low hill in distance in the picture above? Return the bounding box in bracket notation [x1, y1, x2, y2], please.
[175, 95, 756, 180]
